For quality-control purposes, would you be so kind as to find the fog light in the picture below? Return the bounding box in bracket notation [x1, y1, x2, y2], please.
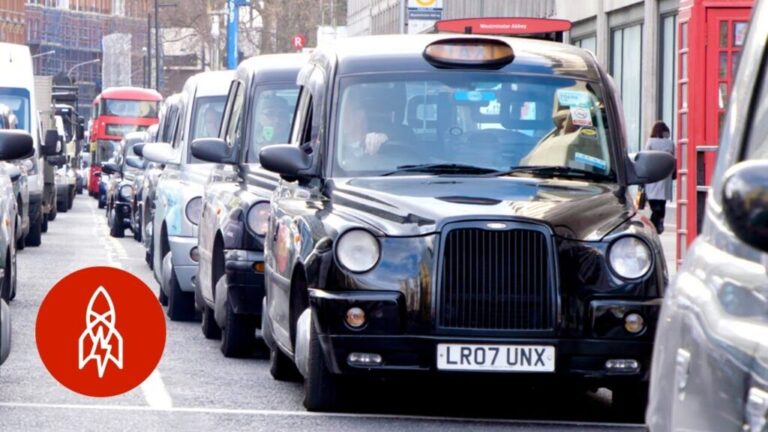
[345, 307, 366, 329]
[347, 352, 382, 367]
[253, 262, 265, 273]
[624, 313, 645, 334]
[190, 246, 199, 262]
[605, 359, 640, 372]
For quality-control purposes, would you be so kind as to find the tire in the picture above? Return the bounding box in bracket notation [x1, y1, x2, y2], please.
[15, 215, 24, 251]
[303, 314, 345, 412]
[108, 207, 125, 238]
[7, 250, 15, 301]
[67, 194, 74, 210]
[220, 299, 257, 358]
[166, 267, 197, 321]
[48, 206, 56, 221]
[98, 195, 105, 209]
[57, 199, 67, 213]
[0, 251, 12, 302]
[612, 383, 649, 422]
[201, 304, 221, 340]
[41, 214, 48, 233]
[25, 214, 41, 247]
[270, 343, 301, 382]
[158, 285, 168, 306]
[133, 223, 142, 242]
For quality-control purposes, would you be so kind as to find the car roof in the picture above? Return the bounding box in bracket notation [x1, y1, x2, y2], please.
[237, 53, 308, 85]
[312, 34, 601, 81]
[182, 70, 234, 98]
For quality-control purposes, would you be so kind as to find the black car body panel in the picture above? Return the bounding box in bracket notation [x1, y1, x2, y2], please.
[196, 54, 304, 327]
[261, 34, 669, 409]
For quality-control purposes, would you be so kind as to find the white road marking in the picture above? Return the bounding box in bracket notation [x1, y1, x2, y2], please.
[0, 401, 642, 427]
[140, 370, 173, 409]
[88, 200, 173, 409]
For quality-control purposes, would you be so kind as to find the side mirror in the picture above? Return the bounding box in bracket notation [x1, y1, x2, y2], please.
[76, 124, 85, 141]
[258, 144, 312, 181]
[626, 151, 675, 185]
[43, 129, 60, 156]
[133, 143, 145, 158]
[722, 160, 768, 253]
[101, 162, 119, 175]
[0, 299, 10, 365]
[0, 130, 35, 161]
[142, 143, 177, 165]
[191, 138, 236, 164]
[125, 156, 146, 170]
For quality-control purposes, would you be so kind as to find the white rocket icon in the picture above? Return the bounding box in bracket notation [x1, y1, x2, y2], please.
[78, 286, 124, 378]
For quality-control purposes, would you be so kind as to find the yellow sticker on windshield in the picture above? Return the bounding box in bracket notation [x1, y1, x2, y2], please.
[580, 127, 597, 137]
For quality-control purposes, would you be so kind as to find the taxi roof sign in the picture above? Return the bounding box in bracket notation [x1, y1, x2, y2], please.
[424, 38, 514, 69]
[434, 18, 572, 42]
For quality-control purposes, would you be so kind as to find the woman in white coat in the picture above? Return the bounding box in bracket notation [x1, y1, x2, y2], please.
[644, 121, 675, 234]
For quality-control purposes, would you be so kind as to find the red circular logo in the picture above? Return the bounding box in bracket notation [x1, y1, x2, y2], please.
[35, 267, 166, 397]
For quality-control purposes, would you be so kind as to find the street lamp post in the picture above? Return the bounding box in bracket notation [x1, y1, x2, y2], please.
[67, 59, 101, 82]
[31, 50, 56, 59]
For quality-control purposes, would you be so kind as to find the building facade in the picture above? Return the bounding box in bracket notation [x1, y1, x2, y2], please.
[0, 0, 25, 44]
[25, 0, 151, 116]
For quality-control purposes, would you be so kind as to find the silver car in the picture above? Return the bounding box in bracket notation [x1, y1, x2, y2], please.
[143, 71, 233, 321]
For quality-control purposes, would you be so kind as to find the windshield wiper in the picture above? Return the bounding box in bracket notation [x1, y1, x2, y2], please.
[495, 165, 613, 181]
[381, 163, 500, 177]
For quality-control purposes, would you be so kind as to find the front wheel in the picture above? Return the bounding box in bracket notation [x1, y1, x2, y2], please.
[166, 263, 197, 321]
[15, 215, 24, 251]
[220, 298, 257, 358]
[41, 213, 48, 233]
[108, 207, 125, 238]
[57, 199, 67, 213]
[303, 313, 345, 412]
[201, 304, 221, 340]
[25, 214, 41, 247]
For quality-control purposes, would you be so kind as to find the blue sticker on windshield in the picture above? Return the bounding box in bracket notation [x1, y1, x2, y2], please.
[454, 91, 496, 102]
[575, 152, 607, 170]
[557, 90, 592, 107]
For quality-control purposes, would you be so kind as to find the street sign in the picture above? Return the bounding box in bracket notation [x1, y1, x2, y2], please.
[407, 0, 443, 34]
[292, 34, 306, 50]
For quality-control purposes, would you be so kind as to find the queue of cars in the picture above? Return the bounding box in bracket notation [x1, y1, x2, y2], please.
[103, 6, 768, 426]
[0, 42, 77, 368]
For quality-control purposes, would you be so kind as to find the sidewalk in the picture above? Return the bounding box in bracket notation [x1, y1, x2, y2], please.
[639, 203, 677, 277]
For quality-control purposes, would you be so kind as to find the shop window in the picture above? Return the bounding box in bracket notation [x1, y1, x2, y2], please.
[611, 24, 643, 153]
[574, 35, 596, 54]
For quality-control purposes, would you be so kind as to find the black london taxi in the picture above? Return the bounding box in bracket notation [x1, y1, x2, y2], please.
[257, 35, 674, 412]
[102, 131, 150, 238]
[648, 1, 768, 430]
[190, 54, 303, 358]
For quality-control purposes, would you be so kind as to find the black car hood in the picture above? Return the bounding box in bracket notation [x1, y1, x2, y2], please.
[327, 176, 633, 240]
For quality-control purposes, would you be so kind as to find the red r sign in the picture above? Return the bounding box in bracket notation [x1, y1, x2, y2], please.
[292, 34, 306, 50]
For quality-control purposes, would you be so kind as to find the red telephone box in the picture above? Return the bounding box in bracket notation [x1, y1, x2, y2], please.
[676, 0, 753, 264]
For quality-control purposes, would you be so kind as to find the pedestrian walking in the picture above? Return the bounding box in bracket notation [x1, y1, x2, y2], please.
[644, 121, 675, 234]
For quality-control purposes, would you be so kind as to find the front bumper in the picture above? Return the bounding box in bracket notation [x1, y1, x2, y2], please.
[169, 235, 198, 292]
[223, 249, 265, 317]
[309, 289, 654, 382]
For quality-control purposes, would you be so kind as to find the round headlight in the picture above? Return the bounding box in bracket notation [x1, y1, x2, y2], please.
[119, 184, 134, 201]
[608, 236, 652, 279]
[335, 229, 380, 273]
[246, 202, 270, 236]
[185, 196, 203, 225]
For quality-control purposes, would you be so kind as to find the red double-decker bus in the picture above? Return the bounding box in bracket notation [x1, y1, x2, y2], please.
[87, 87, 162, 197]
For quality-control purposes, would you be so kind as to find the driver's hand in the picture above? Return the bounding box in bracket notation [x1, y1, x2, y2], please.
[364, 132, 388, 155]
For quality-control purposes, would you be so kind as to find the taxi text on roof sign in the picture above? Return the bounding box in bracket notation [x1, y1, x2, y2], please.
[423, 39, 514, 68]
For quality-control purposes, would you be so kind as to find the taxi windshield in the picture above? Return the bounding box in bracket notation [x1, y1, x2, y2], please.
[333, 73, 614, 179]
[0, 87, 30, 132]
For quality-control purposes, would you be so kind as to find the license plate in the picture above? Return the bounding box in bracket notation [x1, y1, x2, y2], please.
[436, 344, 555, 372]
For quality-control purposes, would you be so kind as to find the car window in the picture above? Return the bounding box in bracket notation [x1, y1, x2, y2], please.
[744, 59, 768, 160]
[190, 96, 227, 142]
[332, 73, 613, 177]
[224, 82, 245, 151]
[245, 85, 299, 163]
